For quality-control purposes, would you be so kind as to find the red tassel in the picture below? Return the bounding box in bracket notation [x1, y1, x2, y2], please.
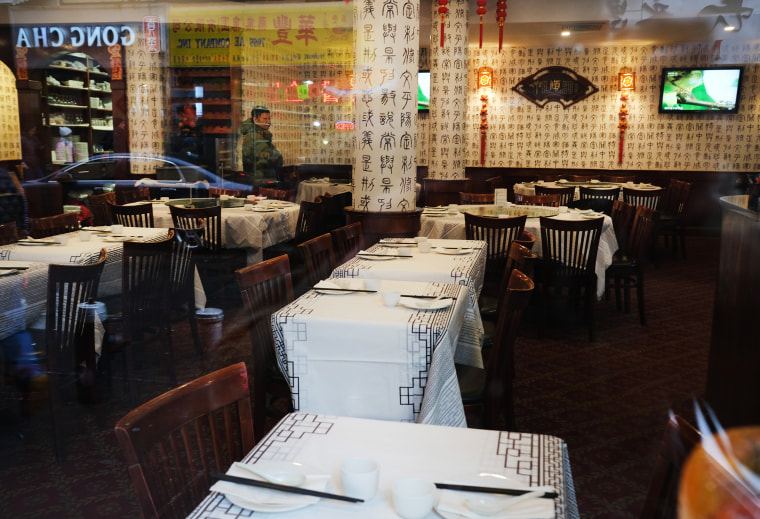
[440, 22, 445, 47]
[618, 133, 624, 164]
[481, 135, 486, 165]
[479, 22, 483, 48]
[499, 27, 504, 52]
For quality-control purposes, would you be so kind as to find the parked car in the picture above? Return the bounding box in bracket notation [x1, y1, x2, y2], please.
[23, 154, 253, 204]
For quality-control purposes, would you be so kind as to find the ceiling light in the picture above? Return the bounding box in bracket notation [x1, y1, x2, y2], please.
[561, 30, 571, 37]
[724, 25, 736, 31]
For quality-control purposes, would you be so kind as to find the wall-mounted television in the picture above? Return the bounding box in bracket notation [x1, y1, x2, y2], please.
[418, 70, 430, 111]
[659, 66, 743, 114]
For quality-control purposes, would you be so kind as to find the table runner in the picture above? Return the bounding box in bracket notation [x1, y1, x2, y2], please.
[272, 280, 468, 427]
[188, 413, 579, 519]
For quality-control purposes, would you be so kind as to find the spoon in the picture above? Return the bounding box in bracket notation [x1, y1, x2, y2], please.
[464, 489, 545, 516]
[233, 461, 306, 486]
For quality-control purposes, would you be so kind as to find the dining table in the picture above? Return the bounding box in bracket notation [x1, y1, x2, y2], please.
[147, 199, 300, 264]
[272, 279, 470, 427]
[513, 180, 662, 200]
[419, 206, 618, 299]
[188, 412, 580, 519]
[295, 178, 353, 204]
[0, 260, 48, 342]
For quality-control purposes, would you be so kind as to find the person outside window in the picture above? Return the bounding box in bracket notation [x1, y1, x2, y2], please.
[241, 106, 283, 188]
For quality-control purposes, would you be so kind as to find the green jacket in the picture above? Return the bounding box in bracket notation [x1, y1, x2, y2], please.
[241, 119, 283, 186]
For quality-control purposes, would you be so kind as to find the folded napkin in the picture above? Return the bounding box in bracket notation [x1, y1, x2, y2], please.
[212, 462, 330, 507]
[436, 489, 555, 519]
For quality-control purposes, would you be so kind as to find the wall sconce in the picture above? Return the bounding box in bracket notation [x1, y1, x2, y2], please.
[478, 67, 493, 89]
[618, 67, 635, 91]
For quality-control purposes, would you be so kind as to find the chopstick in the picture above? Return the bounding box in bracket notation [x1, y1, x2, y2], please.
[313, 286, 377, 293]
[0, 266, 28, 270]
[400, 294, 442, 299]
[358, 253, 413, 258]
[211, 473, 363, 503]
[434, 483, 558, 499]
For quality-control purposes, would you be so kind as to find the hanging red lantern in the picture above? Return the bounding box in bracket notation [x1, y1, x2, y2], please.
[438, 0, 448, 47]
[496, 0, 507, 52]
[477, 0, 487, 49]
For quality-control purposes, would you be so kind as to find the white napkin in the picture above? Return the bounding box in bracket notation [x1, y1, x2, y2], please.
[436, 490, 555, 519]
[212, 462, 329, 507]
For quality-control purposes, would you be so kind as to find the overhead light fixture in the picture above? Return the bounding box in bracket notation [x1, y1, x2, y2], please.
[561, 30, 571, 37]
[724, 25, 736, 31]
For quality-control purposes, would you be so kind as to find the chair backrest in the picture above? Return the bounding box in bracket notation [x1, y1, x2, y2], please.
[485, 176, 505, 191]
[482, 269, 534, 429]
[235, 255, 294, 440]
[579, 185, 620, 201]
[121, 233, 174, 342]
[610, 200, 636, 255]
[298, 233, 337, 286]
[569, 174, 598, 182]
[622, 187, 665, 211]
[514, 193, 561, 207]
[493, 241, 537, 320]
[169, 224, 205, 307]
[116, 186, 151, 205]
[114, 362, 255, 519]
[539, 216, 604, 278]
[320, 191, 353, 231]
[46, 249, 108, 386]
[534, 185, 575, 206]
[464, 213, 526, 287]
[601, 174, 636, 183]
[88, 191, 115, 226]
[0, 220, 19, 244]
[294, 199, 327, 245]
[169, 204, 223, 251]
[627, 205, 660, 261]
[459, 192, 495, 204]
[640, 414, 700, 519]
[208, 186, 247, 198]
[29, 212, 79, 238]
[258, 186, 296, 202]
[109, 202, 155, 228]
[513, 229, 536, 251]
[331, 222, 364, 265]
[664, 179, 692, 217]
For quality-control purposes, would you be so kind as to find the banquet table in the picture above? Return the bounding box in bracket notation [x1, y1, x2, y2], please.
[272, 279, 470, 427]
[148, 200, 300, 264]
[188, 413, 580, 519]
[419, 206, 617, 298]
[0, 260, 48, 341]
[513, 180, 662, 200]
[295, 178, 352, 204]
[331, 238, 486, 368]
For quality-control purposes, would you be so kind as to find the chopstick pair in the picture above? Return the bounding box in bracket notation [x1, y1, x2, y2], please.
[434, 482, 558, 499]
[211, 473, 363, 503]
[359, 253, 413, 258]
[314, 286, 377, 293]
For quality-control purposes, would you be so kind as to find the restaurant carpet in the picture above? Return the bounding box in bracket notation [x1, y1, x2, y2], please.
[0, 234, 719, 518]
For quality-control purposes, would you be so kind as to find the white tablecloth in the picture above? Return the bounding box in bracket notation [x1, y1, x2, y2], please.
[296, 179, 352, 204]
[150, 201, 300, 264]
[513, 181, 661, 200]
[272, 280, 469, 427]
[188, 413, 580, 519]
[419, 210, 617, 299]
[0, 261, 48, 341]
[331, 239, 486, 368]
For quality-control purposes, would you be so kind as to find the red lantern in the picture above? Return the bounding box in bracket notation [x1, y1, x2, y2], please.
[496, 0, 507, 52]
[477, 0, 487, 48]
[438, 0, 448, 47]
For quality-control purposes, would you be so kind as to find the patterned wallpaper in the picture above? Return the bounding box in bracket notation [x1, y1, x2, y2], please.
[0, 61, 21, 162]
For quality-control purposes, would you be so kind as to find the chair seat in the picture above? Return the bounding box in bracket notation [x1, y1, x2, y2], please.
[608, 253, 639, 269]
[455, 363, 486, 403]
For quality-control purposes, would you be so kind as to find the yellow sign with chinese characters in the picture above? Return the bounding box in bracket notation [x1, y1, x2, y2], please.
[169, 3, 353, 67]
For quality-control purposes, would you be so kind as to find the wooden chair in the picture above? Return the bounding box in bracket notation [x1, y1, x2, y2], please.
[464, 213, 526, 298]
[602, 174, 636, 183]
[258, 186, 296, 202]
[610, 200, 636, 257]
[658, 179, 692, 258]
[0, 221, 19, 244]
[28, 212, 78, 238]
[573, 186, 620, 214]
[331, 222, 364, 265]
[319, 191, 353, 231]
[114, 362, 255, 519]
[298, 233, 337, 287]
[485, 176, 505, 191]
[109, 202, 155, 228]
[569, 174, 598, 182]
[480, 240, 537, 324]
[622, 187, 665, 212]
[235, 256, 294, 441]
[456, 269, 534, 430]
[606, 205, 660, 325]
[116, 186, 150, 205]
[46, 249, 108, 461]
[459, 192, 495, 204]
[513, 193, 561, 207]
[169, 225, 205, 357]
[639, 413, 700, 519]
[513, 229, 536, 251]
[87, 191, 115, 226]
[208, 186, 248, 198]
[534, 185, 575, 207]
[538, 216, 604, 341]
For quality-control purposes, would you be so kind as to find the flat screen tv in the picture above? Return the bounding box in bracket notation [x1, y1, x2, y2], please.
[418, 70, 430, 111]
[659, 66, 743, 114]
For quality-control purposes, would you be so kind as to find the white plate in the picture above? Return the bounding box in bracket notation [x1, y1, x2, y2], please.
[18, 240, 55, 246]
[87, 226, 111, 232]
[0, 269, 18, 276]
[314, 280, 366, 294]
[435, 247, 473, 255]
[580, 213, 605, 219]
[252, 208, 277, 212]
[399, 297, 453, 310]
[423, 213, 448, 217]
[357, 253, 399, 261]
